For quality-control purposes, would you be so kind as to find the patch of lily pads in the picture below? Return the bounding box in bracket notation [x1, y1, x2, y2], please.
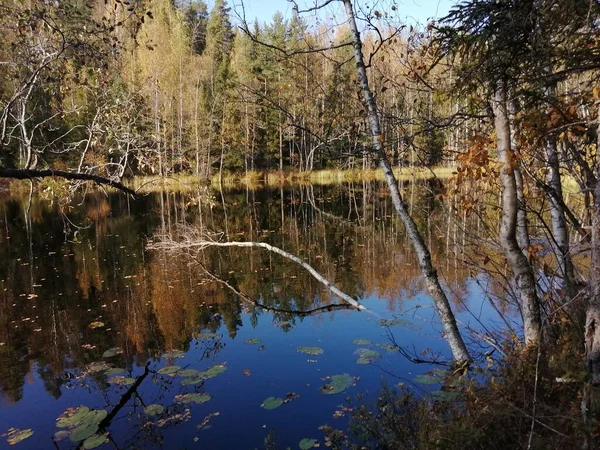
[320, 374, 356, 395]
[102, 347, 123, 358]
[352, 339, 371, 346]
[297, 346, 324, 355]
[413, 374, 442, 385]
[181, 364, 227, 385]
[356, 348, 380, 364]
[244, 337, 262, 344]
[178, 368, 199, 377]
[82, 433, 108, 449]
[108, 376, 136, 386]
[197, 332, 218, 340]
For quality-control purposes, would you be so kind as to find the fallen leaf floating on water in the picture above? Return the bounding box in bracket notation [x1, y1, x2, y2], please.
[297, 346, 324, 355]
[88, 321, 105, 329]
[244, 338, 261, 344]
[242, 368, 252, 376]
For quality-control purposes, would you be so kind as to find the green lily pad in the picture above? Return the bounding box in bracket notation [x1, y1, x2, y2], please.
[297, 346, 324, 355]
[181, 376, 204, 386]
[87, 362, 111, 373]
[197, 364, 227, 380]
[161, 350, 185, 359]
[413, 374, 441, 385]
[82, 433, 108, 449]
[108, 376, 135, 386]
[299, 438, 318, 449]
[157, 365, 181, 375]
[356, 349, 380, 364]
[70, 423, 99, 442]
[176, 393, 211, 404]
[5, 428, 34, 445]
[378, 318, 421, 330]
[54, 430, 71, 441]
[244, 338, 262, 344]
[178, 369, 199, 377]
[376, 343, 399, 353]
[261, 397, 284, 410]
[352, 339, 371, 345]
[103, 367, 126, 376]
[144, 404, 165, 416]
[102, 347, 123, 358]
[82, 410, 107, 425]
[321, 374, 355, 395]
[57, 406, 90, 428]
[430, 390, 460, 402]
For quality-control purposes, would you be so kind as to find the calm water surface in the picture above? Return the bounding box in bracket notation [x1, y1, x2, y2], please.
[0, 181, 495, 449]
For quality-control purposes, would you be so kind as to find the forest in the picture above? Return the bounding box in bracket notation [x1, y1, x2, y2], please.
[1, 0, 600, 448]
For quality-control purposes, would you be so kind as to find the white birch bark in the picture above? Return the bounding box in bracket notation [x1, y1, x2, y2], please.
[341, 0, 471, 363]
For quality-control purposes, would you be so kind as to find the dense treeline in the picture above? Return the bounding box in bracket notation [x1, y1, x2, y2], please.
[0, 0, 461, 180]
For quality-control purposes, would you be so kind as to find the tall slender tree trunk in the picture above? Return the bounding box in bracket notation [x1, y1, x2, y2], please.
[585, 104, 600, 383]
[493, 81, 542, 347]
[544, 80, 574, 296]
[342, 0, 470, 363]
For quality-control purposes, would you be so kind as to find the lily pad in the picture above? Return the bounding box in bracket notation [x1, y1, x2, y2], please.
[244, 338, 262, 344]
[376, 343, 399, 353]
[87, 362, 111, 373]
[102, 347, 123, 358]
[413, 374, 441, 385]
[82, 433, 108, 449]
[70, 423, 99, 442]
[144, 404, 165, 416]
[352, 339, 371, 345]
[321, 374, 355, 395]
[57, 406, 90, 428]
[161, 350, 185, 359]
[104, 367, 126, 376]
[176, 393, 211, 404]
[378, 318, 421, 330]
[5, 428, 34, 445]
[178, 369, 199, 377]
[261, 397, 284, 410]
[197, 364, 227, 380]
[297, 346, 324, 355]
[108, 376, 135, 386]
[157, 365, 181, 375]
[299, 438, 318, 449]
[356, 349, 380, 364]
[54, 430, 71, 441]
[181, 376, 204, 386]
[81, 410, 107, 425]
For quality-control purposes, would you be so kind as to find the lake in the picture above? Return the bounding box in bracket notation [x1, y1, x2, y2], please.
[0, 180, 497, 449]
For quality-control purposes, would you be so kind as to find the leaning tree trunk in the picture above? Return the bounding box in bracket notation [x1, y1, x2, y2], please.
[585, 104, 600, 383]
[493, 81, 542, 347]
[342, 0, 471, 363]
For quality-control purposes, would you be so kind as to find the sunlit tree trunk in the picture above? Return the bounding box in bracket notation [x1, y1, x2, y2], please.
[342, 0, 470, 363]
[493, 80, 542, 347]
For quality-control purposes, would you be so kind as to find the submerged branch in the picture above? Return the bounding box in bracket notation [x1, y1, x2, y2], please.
[192, 256, 362, 316]
[149, 233, 366, 311]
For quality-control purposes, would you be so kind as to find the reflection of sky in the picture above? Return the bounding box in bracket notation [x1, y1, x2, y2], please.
[231, 0, 457, 25]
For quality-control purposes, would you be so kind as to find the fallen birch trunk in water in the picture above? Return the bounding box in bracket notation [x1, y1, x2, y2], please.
[149, 236, 366, 312]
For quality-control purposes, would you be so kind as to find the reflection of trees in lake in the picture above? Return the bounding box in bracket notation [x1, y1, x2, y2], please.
[0, 181, 474, 401]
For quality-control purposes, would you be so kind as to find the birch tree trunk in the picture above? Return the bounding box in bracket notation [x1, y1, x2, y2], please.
[585, 104, 600, 383]
[493, 81, 542, 347]
[544, 81, 574, 296]
[342, 0, 471, 363]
